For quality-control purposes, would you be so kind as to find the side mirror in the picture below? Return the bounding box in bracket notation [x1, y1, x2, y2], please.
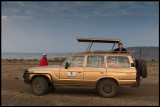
[131, 63, 135, 67]
[65, 62, 69, 69]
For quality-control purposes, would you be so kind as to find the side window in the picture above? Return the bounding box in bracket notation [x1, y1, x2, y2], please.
[68, 56, 84, 67]
[107, 56, 130, 68]
[86, 56, 105, 68]
[118, 57, 130, 67]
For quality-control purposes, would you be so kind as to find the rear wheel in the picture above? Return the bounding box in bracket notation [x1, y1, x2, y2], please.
[97, 79, 118, 98]
[31, 76, 49, 96]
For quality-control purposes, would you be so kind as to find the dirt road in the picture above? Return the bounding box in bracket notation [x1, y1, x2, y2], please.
[2, 79, 159, 106]
[1, 61, 159, 106]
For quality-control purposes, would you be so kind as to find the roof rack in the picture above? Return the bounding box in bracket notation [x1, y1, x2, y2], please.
[72, 51, 135, 55]
[76, 38, 121, 43]
[76, 38, 121, 53]
[92, 51, 134, 53]
[92, 51, 134, 55]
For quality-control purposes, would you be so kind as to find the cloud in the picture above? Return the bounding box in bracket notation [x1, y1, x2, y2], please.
[2, 16, 8, 21]
[26, 10, 34, 15]
[11, 9, 20, 14]
[13, 16, 32, 20]
[2, 15, 33, 24]
[2, 1, 158, 23]
[17, 2, 25, 7]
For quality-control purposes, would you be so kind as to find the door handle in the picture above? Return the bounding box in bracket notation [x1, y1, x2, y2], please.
[100, 72, 104, 74]
[77, 72, 82, 73]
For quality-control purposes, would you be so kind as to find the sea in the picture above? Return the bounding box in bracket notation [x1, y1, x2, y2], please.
[1, 52, 71, 60]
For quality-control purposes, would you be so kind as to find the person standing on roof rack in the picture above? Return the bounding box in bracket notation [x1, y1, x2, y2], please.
[114, 43, 127, 51]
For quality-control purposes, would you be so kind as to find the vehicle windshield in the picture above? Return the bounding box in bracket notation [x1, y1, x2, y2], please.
[60, 55, 71, 66]
[67, 56, 85, 67]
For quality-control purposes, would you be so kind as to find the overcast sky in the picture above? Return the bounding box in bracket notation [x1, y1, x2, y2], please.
[2, 1, 159, 53]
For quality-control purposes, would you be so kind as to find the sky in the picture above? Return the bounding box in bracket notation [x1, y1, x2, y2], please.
[1, 1, 159, 53]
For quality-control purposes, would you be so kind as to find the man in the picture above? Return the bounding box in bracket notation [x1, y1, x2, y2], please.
[114, 43, 127, 51]
[39, 54, 48, 66]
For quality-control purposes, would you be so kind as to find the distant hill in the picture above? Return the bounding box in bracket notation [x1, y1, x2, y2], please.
[2, 46, 159, 61]
[126, 46, 159, 61]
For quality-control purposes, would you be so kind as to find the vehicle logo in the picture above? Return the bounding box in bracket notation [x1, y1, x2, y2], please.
[68, 72, 75, 77]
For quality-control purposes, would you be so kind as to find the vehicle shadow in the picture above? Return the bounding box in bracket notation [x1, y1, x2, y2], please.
[47, 87, 99, 97]
[46, 84, 159, 98]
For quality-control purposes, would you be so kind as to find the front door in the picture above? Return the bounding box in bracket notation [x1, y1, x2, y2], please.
[60, 56, 85, 85]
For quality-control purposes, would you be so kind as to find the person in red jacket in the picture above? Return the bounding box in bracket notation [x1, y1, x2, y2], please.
[39, 54, 48, 66]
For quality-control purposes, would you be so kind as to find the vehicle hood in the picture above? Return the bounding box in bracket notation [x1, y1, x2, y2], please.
[28, 65, 60, 71]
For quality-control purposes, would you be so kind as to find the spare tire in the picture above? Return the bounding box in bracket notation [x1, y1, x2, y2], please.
[140, 59, 147, 78]
[135, 59, 147, 78]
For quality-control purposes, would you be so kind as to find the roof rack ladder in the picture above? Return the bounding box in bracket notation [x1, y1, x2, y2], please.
[111, 42, 116, 51]
[85, 41, 92, 53]
[88, 42, 93, 52]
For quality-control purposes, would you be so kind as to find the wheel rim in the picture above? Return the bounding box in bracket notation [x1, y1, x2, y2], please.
[35, 82, 42, 91]
[103, 84, 112, 93]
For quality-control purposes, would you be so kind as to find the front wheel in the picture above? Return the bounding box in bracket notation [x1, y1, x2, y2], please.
[31, 76, 49, 96]
[97, 79, 118, 98]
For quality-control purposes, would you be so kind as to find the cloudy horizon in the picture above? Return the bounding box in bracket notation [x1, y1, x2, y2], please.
[2, 1, 159, 53]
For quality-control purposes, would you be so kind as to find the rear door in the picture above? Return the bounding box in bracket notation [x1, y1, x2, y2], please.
[106, 56, 136, 80]
[84, 56, 106, 86]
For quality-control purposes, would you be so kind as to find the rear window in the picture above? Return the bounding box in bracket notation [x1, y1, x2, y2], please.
[107, 56, 130, 68]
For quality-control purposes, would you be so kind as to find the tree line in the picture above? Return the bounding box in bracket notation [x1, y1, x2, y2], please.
[3, 57, 66, 63]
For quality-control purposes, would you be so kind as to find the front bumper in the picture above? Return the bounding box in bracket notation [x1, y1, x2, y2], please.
[23, 70, 30, 84]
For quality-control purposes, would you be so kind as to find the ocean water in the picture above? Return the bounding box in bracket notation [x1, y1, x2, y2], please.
[2, 52, 71, 60]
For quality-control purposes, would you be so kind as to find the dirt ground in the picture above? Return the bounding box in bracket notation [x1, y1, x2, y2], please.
[1, 60, 159, 106]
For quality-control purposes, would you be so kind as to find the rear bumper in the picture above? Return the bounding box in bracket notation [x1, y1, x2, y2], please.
[23, 70, 30, 84]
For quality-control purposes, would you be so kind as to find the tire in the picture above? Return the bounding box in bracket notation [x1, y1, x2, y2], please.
[135, 59, 147, 78]
[31, 76, 49, 96]
[141, 60, 147, 78]
[97, 79, 118, 98]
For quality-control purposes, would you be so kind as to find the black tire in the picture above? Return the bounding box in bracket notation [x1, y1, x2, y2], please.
[31, 76, 49, 96]
[135, 59, 147, 78]
[141, 60, 147, 78]
[97, 79, 118, 98]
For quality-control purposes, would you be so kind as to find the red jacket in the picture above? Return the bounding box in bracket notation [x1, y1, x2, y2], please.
[39, 57, 48, 66]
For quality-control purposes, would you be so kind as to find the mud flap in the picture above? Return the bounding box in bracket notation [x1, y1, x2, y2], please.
[136, 70, 141, 87]
[133, 69, 141, 87]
